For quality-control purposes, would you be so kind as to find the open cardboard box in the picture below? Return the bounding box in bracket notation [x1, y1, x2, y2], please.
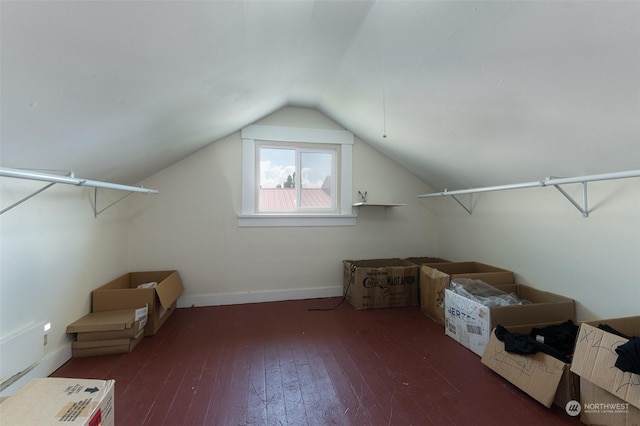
[0, 377, 115, 425]
[343, 259, 418, 310]
[570, 316, 640, 410]
[444, 283, 576, 356]
[481, 321, 579, 408]
[419, 262, 514, 325]
[92, 271, 184, 336]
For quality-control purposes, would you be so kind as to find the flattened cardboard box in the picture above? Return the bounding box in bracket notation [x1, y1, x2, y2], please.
[67, 306, 148, 341]
[0, 377, 115, 425]
[481, 322, 578, 408]
[419, 262, 514, 325]
[343, 259, 418, 310]
[92, 270, 184, 336]
[570, 317, 640, 409]
[579, 377, 640, 426]
[444, 283, 576, 356]
[71, 329, 144, 358]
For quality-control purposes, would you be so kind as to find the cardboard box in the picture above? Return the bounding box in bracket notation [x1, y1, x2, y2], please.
[481, 322, 579, 408]
[67, 306, 148, 341]
[71, 329, 144, 358]
[444, 283, 576, 356]
[0, 377, 115, 425]
[343, 259, 418, 310]
[420, 262, 515, 325]
[578, 377, 640, 426]
[571, 317, 640, 409]
[92, 270, 184, 336]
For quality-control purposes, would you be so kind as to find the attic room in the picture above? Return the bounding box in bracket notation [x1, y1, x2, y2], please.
[0, 1, 638, 424]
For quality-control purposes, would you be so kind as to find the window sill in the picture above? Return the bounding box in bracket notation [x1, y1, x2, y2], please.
[237, 213, 357, 227]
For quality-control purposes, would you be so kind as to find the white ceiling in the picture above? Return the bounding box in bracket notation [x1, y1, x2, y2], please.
[1, 1, 639, 191]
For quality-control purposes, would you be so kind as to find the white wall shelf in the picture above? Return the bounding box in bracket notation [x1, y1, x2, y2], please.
[352, 202, 406, 207]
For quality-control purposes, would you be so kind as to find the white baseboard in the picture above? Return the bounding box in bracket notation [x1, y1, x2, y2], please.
[0, 342, 71, 397]
[177, 285, 343, 308]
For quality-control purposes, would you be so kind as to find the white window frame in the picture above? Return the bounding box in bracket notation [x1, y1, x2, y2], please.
[239, 125, 355, 227]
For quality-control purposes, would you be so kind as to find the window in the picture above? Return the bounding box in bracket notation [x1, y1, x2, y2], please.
[258, 144, 336, 213]
[239, 125, 355, 227]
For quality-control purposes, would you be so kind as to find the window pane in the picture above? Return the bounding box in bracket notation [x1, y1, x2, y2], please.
[300, 151, 333, 208]
[259, 148, 295, 212]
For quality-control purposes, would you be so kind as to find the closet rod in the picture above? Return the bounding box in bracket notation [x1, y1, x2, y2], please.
[0, 167, 158, 194]
[417, 169, 640, 198]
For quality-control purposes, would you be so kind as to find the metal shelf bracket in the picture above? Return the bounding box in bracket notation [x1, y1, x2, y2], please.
[551, 180, 589, 218]
[450, 193, 473, 215]
[0, 182, 58, 215]
[92, 187, 136, 218]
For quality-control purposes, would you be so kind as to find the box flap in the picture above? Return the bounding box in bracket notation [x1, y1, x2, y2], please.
[93, 288, 151, 311]
[571, 322, 640, 409]
[66, 309, 138, 333]
[420, 265, 449, 280]
[489, 285, 576, 326]
[515, 285, 574, 304]
[431, 261, 511, 274]
[155, 271, 184, 310]
[419, 265, 450, 324]
[482, 327, 568, 407]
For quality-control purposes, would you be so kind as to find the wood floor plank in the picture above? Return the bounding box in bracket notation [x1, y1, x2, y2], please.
[222, 337, 251, 426]
[203, 339, 239, 425]
[299, 331, 352, 425]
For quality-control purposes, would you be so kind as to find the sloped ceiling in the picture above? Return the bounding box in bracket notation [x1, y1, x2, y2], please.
[1, 1, 638, 192]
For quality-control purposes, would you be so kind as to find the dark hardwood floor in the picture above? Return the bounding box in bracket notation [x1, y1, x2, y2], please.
[51, 298, 581, 425]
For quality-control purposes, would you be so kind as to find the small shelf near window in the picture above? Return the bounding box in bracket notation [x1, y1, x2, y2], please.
[352, 202, 406, 207]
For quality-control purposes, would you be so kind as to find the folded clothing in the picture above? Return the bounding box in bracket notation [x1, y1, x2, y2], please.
[495, 320, 578, 363]
[597, 323, 640, 374]
[530, 321, 579, 360]
[615, 335, 640, 375]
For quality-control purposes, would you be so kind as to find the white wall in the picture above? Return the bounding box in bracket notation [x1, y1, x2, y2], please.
[129, 107, 440, 306]
[0, 179, 131, 393]
[436, 178, 640, 321]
